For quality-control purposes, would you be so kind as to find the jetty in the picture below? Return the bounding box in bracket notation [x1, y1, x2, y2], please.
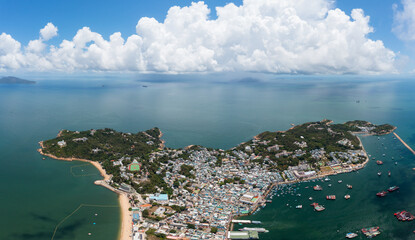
[393, 133, 415, 155]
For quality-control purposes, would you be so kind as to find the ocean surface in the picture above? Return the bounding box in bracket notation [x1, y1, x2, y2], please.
[0, 75, 414, 239]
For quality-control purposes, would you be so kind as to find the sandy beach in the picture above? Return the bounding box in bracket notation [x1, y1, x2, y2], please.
[38, 141, 131, 240]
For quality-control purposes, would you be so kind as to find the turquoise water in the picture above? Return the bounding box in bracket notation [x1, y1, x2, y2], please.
[0, 76, 414, 239]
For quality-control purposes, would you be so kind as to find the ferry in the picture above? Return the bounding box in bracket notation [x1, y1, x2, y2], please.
[347, 184, 353, 189]
[346, 232, 358, 238]
[376, 191, 388, 197]
[326, 195, 336, 200]
[361, 226, 380, 238]
[376, 160, 383, 165]
[388, 186, 400, 192]
[313, 185, 323, 191]
[344, 194, 351, 200]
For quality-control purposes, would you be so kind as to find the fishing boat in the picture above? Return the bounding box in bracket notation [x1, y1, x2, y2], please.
[326, 195, 336, 200]
[394, 211, 415, 221]
[313, 185, 322, 191]
[314, 205, 325, 212]
[346, 232, 358, 238]
[361, 226, 380, 238]
[376, 191, 388, 197]
[388, 186, 399, 192]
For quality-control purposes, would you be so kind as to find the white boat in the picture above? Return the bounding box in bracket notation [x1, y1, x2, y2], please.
[338, 180, 342, 183]
[346, 232, 358, 238]
[296, 205, 302, 209]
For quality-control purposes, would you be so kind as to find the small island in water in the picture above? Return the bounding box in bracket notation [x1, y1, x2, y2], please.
[39, 120, 395, 240]
[0, 76, 36, 84]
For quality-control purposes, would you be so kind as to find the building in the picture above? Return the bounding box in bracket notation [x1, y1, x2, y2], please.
[149, 193, 169, 202]
[57, 140, 66, 147]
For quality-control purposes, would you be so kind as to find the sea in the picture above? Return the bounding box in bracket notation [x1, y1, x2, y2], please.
[0, 74, 414, 240]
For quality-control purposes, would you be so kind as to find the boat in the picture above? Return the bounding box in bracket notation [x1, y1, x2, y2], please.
[346, 232, 358, 238]
[361, 227, 380, 238]
[266, 200, 272, 203]
[394, 211, 415, 221]
[311, 202, 319, 207]
[251, 221, 262, 224]
[338, 180, 343, 183]
[313, 185, 323, 191]
[395, 162, 398, 165]
[388, 171, 391, 176]
[376, 160, 383, 165]
[296, 205, 302, 209]
[314, 205, 325, 212]
[344, 194, 351, 200]
[347, 184, 353, 189]
[377, 172, 382, 176]
[388, 186, 399, 192]
[376, 191, 388, 197]
[309, 197, 313, 201]
[328, 184, 332, 187]
[324, 177, 330, 181]
[326, 195, 336, 200]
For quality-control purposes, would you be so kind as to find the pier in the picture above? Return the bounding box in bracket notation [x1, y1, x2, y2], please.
[393, 132, 415, 155]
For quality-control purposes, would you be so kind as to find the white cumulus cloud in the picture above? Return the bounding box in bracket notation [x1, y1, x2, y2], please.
[393, 0, 415, 41]
[0, 0, 396, 74]
[40, 22, 58, 41]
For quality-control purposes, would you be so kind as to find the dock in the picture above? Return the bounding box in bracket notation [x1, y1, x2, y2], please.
[393, 132, 415, 155]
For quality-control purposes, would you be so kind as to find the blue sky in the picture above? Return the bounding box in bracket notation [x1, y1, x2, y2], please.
[0, 0, 414, 75]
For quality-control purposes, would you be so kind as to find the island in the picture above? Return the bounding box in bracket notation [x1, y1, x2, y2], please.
[38, 120, 395, 240]
[0, 76, 36, 84]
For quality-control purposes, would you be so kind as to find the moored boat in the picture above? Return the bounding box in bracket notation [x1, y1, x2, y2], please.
[347, 184, 353, 189]
[326, 195, 336, 200]
[388, 186, 399, 192]
[376, 191, 388, 197]
[344, 194, 351, 200]
[296, 205, 302, 209]
[314, 205, 325, 211]
[346, 232, 358, 238]
[361, 226, 380, 238]
[376, 160, 383, 165]
[377, 172, 382, 176]
[313, 185, 322, 191]
[394, 210, 415, 221]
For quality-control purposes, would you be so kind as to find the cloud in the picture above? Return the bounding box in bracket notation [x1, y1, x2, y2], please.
[40, 22, 58, 41]
[0, 0, 396, 74]
[393, 0, 415, 41]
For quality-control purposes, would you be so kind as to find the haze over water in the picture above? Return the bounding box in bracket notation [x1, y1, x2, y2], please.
[0, 76, 414, 239]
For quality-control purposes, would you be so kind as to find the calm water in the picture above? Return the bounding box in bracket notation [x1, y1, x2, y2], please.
[0, 76, 414, 239]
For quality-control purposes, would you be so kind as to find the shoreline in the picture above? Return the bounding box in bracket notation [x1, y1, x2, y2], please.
[37, 141, 132, 240]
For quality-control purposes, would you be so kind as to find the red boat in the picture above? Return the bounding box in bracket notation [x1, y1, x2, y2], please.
[394, 211, 415, 221]
[310, 202, 319, 207]
[376, 160, 383, 165]
[388, 186, 400, 192]
[326, 195, 336, 200]
[376, 191, 388, 197]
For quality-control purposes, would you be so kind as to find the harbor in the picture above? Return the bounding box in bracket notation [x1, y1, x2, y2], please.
[234, 133, 415, 239]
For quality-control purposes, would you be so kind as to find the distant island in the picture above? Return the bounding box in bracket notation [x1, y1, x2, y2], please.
[38, 120, 396, 240]
[0, 76, 36, 84]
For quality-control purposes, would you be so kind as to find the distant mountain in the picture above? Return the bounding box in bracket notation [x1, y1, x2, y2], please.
[0, 76, 36, 84]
